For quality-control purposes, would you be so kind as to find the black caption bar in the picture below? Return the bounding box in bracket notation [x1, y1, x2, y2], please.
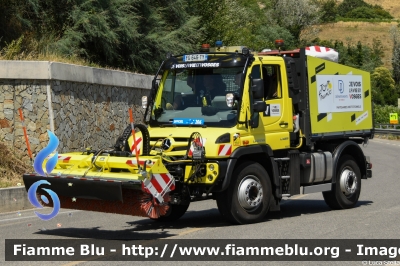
[5, 239, 400, 261]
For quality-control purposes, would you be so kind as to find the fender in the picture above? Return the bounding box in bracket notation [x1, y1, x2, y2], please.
[332, 140, 367, 182]
[217, 145, 281, 198]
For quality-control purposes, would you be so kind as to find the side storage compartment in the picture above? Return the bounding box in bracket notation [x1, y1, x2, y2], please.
[300, 152, 333, 185]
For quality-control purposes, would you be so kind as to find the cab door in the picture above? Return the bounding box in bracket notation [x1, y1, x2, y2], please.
[260, 59, 293, 150]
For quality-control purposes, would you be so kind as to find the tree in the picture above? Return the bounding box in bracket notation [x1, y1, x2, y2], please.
[52, 0, 202, 74]
[373, 104, 400, 124]
[189, 0, 275, 51]
[318, 0, 338, 23]
[337, 0, 368, 17]
[270, 0, 321, 42]
[0, 0, 39, 47]
[307, 38, 383, 72]
[390, 25, 400, 85]
[371, 67, 397, 106]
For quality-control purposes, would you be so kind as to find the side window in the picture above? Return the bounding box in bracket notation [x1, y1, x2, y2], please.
[163, 71, 175, 105]
[262, 65, 281, 100]
[250, 65, 261, 79]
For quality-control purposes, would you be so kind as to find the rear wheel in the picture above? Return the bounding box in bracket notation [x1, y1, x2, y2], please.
[216, 162, 271, 224]
[323, 155, 361, 209]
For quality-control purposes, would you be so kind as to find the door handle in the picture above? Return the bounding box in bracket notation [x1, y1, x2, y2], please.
[279, 121, 288, 127]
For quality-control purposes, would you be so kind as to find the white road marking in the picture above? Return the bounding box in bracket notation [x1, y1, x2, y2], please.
[370, 139, 400, 147]
[0, 210, 80, 223]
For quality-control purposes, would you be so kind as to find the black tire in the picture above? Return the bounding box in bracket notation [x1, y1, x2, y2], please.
[152, 203, 190, 222]
[114, 126, 132, 151]
[114, 124, 150, 155]
[216, 162, 272, 224]
[323, 155, 361, 209]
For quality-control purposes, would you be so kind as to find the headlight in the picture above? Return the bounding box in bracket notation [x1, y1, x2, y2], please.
[226, 93, 234, 108]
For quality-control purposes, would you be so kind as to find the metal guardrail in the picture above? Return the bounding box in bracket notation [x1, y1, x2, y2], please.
[374, 124, 400, 136]
[374, 129, 400, 136]
[376, 123, 400, 129]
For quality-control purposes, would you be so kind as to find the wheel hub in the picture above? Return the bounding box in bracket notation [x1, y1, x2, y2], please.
[339, 169, 357, 196]
[237, 176, 263, 210]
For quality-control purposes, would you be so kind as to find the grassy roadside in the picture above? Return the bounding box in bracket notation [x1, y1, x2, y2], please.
[315, 0, 400, 70]
[374, 134, 400, 141]
[0, 142, 30, 188]
[316, 21, 397, 69]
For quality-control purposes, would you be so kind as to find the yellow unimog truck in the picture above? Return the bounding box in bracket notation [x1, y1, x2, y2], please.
[23, 43, 373, 224]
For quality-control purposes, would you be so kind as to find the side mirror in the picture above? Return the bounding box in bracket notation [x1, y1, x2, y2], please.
[253, 100, 266, 112]
[251, 78, 264, 99]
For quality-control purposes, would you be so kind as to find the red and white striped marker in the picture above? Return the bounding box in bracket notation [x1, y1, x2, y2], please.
[142, 173, 175, 203]
[218, 144, 232, 156]
[305, 46, 334, 53]
[130, 137, 142, 155]
[305, 46, 338, 62]
[128, 108, 140, 167]
[18, 108, 33, 163]
[58, 156, 71, 163]
[126, 159, 154, 169]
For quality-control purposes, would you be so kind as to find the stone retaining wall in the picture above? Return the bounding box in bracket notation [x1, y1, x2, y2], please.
[0, 79, 49, 155]
[0, 61, 152, 159]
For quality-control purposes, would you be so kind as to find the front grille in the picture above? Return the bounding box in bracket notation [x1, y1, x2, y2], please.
[149, 137, 190, 152]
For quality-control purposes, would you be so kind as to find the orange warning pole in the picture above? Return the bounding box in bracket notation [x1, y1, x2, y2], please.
[128, 108, 140, 169]
[18, 108, 33, 163]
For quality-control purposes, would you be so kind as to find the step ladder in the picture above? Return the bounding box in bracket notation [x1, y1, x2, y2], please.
[274, 151, 300, 197]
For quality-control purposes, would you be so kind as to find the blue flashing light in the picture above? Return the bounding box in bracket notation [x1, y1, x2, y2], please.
[215, 40, 223, 47]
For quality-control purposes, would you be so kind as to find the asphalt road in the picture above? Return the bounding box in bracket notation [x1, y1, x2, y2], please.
[1, 138, 400, 266]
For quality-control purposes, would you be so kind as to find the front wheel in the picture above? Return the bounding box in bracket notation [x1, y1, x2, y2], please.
[216, 162, 272, 224]
[323, 155, 361, 209]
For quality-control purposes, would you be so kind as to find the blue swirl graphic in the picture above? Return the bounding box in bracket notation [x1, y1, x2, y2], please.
[34, 130, 59, 176]
[41, 195, 49, 204]
[28, 180, 60, 221]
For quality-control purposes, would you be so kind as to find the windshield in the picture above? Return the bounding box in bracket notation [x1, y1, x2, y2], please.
[149, 66, 244, 128]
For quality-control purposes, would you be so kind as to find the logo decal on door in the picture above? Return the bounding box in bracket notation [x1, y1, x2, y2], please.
[264, 104, 281, 117]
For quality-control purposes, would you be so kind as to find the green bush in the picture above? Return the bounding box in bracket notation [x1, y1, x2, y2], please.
[373, 104, 400, 125]
[371, 67, 398, 106]
[0, 35, 24, 59]
[345, 6, 393, 19]
[372, 5, 393, 19]
[337, 0, 393, 20]
[337, 0, 369, 17]
[346, 7, 378, 19]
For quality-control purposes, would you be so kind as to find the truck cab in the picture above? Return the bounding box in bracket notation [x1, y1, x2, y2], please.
[140, 43, 373, 224]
